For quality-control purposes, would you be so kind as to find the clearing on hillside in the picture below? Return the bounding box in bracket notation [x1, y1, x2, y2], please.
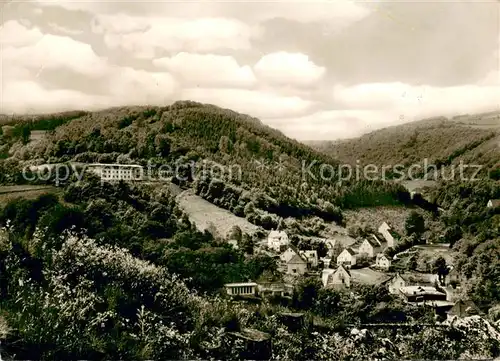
[0, 185, 61, 205]
[176, 189, 261, 238]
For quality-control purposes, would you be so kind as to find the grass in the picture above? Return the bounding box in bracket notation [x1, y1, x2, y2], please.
[0, 185, 61, 205]
[176, 189, 260, 238]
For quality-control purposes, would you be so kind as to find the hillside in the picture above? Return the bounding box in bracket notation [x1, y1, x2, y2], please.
[311, 114, 499, 179]
[0, 101, 413, 229]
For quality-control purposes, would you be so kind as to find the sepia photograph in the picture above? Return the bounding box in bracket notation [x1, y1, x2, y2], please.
[0, 0, 499, 359]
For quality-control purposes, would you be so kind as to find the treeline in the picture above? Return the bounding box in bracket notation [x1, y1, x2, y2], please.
[11, 101, 412, 224]
[430, 180, 500, 310]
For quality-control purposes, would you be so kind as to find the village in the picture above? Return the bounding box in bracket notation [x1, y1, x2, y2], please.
[223, 221, 486, 322]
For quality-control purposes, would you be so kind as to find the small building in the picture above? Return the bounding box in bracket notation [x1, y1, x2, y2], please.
[225, 328, 272, 360]
[267, 230, 289, 252]
[447, 299, 481, 319]
[378, 222, 397, 248]
[280, 245, 300, 264]
[287, 254, 308, 275]
[300, 250, 319, 268]
[324, 265, 351, 288]
[336, 248, 357, 267]
[386, 273, 407, 295]
[228, 239, 239, 249]
[224, 282, 258, 297]
[321, 268, 335, 287]
[86, 163, 144, 181]
[487, 199, 500, 209]
[321, 257, 332, 269]
[258, 282, 293, 298]
[399, 285, 447, 303]
[375, 254, 391, 270]
[358, 237, 382, 258]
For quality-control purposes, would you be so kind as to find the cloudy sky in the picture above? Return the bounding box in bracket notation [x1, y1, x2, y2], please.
[1, 0, 499, 140]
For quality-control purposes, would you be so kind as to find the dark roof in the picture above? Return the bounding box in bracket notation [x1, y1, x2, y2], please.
[287, 254, 307, 264]
[345, 248, 357, 256]
[364, 237, 381, 248]
[448, 299, 481, 317]
[337, 264, 351, 277]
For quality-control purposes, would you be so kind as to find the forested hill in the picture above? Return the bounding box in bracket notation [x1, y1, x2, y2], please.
[310, 114, 500, 180]
[1, 101, 411, 228]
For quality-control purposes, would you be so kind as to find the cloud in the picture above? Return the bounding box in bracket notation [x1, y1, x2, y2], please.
[254, 51, 326, 87]
[268, 110, 391, 140]
[334, 82, 500, 119]
[2, 33, 109, 78]
[92, 14, 259, 58]
[0, 20, 43, 47]
[107, 67, 178, 105]
[181, 88, 314, 119]
[47, 22, 84, 36]
[153, 52, 256, 88]
[2, 80, 108, 114]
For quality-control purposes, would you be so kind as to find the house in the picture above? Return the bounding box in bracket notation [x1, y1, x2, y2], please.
[386, 273, 407, 295]
[447, 299, 481, 319]
[267, 230, 289, 252]
[336, 248, 357, 267]
[300, 250, 319, 268]
[358, 237, 382, 258]
[321, 257, 332, 269]
[286, 254, 308, 275]
[257, 283, 293, 298]
[399, 285, 447, 303]
[375, 254, 391, 270]
[224, 282, 258, 296]
[349, 268, 392, 286]
[86, 163, 144, 181]
[280, 245, 300, 263]
[487, 199, 500, 209]
[378, 222, 397, 248]
[228, 239, 239, 249]
[324, 265, 351, 288]
[321, 268, 336, 287]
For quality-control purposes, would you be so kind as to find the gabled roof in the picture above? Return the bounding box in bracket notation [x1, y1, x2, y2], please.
[269, 230, 287, 238]
[287, 254, 307, 265]
[363, 237, 381, 248]
[448, 299, 481, 317]
[376, 253, 389, 260]
[346, 248, 358, 256]
[336, 264, 351, 277]
[284, 244, 300, 255]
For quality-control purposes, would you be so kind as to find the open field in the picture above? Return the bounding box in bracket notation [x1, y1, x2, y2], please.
[344, 206, 424, 235]
[176, 189, 261, 238]
[0, 185, 61, 204]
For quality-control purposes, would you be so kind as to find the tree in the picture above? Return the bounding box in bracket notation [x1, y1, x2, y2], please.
[405, 211, 425, 237]
[229, 225, 242, 242]
[432, 256, 449, 284]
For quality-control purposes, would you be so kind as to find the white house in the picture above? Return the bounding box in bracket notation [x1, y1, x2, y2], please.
[336, 248, 357, 267]
[375, 254, 391, 270]
[280, 245, 300, 263]
[86, 163, 144, 181]
[286, 254, 308, 275]
[386, 273, 407, 295]
[487, 199, 500, 209]
[358, 237, 382, 258]
[321, 268, 335, 287]
[300, 250, 319, 268]
[378, 222, 397, 248]
[324, 265, 351, 288]
[224, 282, 258, 296]
[267, 230, 289, 252]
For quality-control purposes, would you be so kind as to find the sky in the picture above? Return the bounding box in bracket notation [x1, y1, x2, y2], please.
[1, 0, 499, 140]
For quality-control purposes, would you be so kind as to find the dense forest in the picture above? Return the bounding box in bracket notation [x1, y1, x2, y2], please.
[1, 101, 413, 227]
[0, 102, 499, 359]
[311, 117, 500, 180]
